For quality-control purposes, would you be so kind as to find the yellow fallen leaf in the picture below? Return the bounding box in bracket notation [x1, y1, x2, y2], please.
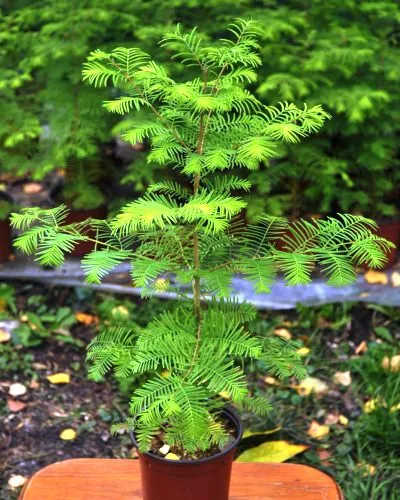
[0, 328, 10, 342]
[382, 355, 400, 373]
[333, 371, 352, 386]
[165, 453, 180, 460]
[390, 403, 400, 413]
[307, 420, 330, 440]
[364, 399, 379, 413]
[295, 376, 328, 396]
[339, 414, 349, 426]
[219, 390, 230, 399]
[274, 328, 292, 340]
[161, 370, 171, 379]
[391, 271, 400, 287]
[237, 440, 308, 463]
[356, 463, 377, 476]
[297, 347, 310, 357]
[75, 312, 98, 325]
[8, 475, 27, 489]
[263, 376, 280, 386]
[155, 278, 170, 291]
[111, 305, 129, 318]
[60, 428, 77, 441]
[364, 270, 388, 285]
[355, 341, 368, 355]
[242, 426, 281, 439]
[47, 373, 71, 384]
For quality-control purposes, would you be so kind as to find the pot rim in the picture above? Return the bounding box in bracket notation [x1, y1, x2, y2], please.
[0, 191, 14, 205]
[130, 406, 243, 466]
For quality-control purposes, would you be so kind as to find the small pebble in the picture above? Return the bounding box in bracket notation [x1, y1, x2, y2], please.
[8, 475, 27, 489]
[159, 444, 170, 455]
[9, 383, 27, 397]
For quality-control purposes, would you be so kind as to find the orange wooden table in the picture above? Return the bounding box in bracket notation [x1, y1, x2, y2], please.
[19, 458, 343, 499]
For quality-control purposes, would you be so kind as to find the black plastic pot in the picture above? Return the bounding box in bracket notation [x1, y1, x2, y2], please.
[131, 408, 243, 500]
[0, 191, 14, 263]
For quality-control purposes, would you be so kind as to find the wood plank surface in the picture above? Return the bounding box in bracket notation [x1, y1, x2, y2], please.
[19, 458, 343, 499]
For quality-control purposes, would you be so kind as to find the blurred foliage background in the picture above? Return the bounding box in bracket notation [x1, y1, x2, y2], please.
[1, 0, 399, 219]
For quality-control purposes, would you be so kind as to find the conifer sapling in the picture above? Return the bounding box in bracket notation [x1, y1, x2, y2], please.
[11, 20, 394, 458]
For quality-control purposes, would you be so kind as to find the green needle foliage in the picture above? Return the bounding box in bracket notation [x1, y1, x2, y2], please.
[11, 20, 394, 457]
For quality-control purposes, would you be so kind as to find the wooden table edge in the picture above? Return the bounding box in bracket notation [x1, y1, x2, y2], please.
[19, 458, 344, 500]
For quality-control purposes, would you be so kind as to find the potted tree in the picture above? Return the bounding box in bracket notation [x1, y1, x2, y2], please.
[11, 20, 393, 500]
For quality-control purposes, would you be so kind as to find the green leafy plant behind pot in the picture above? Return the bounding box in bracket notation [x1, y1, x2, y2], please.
[11, 20, 394, 458]
[0, 200, 12, 221]
[62, 181, 106, 211]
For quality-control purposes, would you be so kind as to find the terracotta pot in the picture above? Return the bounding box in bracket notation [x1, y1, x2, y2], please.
[48, 184, 107, 257]
[376, 220, 400, 268]
[132, 408, 242, 500]
[65, 205, 107, 257]
[0, 192, 13, 263]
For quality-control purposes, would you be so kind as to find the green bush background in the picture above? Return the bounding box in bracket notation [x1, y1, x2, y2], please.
[1, 0, 399, 218]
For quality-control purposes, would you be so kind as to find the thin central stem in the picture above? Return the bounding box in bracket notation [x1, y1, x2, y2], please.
[191, 68, 208, 363]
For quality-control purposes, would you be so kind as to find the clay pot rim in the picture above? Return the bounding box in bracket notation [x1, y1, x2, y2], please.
[130, 406, 243, 466]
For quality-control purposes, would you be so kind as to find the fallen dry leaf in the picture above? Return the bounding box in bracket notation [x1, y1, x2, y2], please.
[75, 312, 98, 325]
[391, 271, 400, 287]
[274, 328, 292, 340]
[9, 383, 27, 397]
[47, 373, 71, 384]
[356, 463, 377, 477]
[263, 376, 280, 386]
[355, 340, 368, 355]
[339, 414, 349, 426]
[364, 399, 379, 413]
[59, 428, 77, 441]
[219, 390, 230, 399]
[8, 475, 27, 489]
[29, 379, 40, 390]
[242, 426, 282, 439]
[297, 347, 310, 357]
[317, 449, 332, 467]
[22, 182, 43, 194]
[32, 362, 48, 370]
[382, 355, 400, 373]
[237, 440, 308, 463]
[165, 453, 180, 460]
[364, 270, 388, 285]
[111, 305, 129, 318]
[295, 376, 329, 397]
[333, 371, 352, 387]
[0, 328, 11, 342]
[7, 399, 27, 412]
[307, 420, 330, 440]
[324, 413, 339, 425]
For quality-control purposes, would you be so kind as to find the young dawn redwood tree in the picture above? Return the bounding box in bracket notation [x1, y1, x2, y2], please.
[11, 20, 393, 457]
